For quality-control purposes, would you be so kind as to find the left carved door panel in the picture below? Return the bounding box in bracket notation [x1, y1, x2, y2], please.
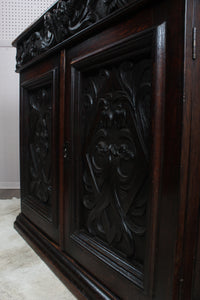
[20, 55, 60, 243]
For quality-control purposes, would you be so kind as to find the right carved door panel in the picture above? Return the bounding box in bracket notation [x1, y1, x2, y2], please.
[64, 24, 166, 299]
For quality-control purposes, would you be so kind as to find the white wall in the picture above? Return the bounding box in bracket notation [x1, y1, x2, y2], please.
[0, 46, 19, 188]
[0, 0, 55, 189]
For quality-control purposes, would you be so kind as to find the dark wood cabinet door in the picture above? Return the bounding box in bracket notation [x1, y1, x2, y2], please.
[20, 55, 60, 243]
[64, 21, 166, 299]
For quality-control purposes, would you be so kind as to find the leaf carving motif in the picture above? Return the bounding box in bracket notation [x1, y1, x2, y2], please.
[28, 87, 52, 204]
[82, 59, 152, 262]
[16, 0, 131, 68]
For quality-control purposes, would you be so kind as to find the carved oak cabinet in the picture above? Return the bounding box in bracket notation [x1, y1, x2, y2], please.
[13, 0, 200, 299]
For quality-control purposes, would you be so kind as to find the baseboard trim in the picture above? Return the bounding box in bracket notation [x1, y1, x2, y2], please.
[14, 213, 118, 300]
[0, 182, 20, 189]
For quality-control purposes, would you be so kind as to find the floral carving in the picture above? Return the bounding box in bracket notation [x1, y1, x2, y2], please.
[28, 87, 52, 204]
[96, 141, 135, 161]
[81, 59, 152, 262]
[15, 0, 132, 69]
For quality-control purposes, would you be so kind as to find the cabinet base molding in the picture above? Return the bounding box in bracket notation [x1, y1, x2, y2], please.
[14, 213, 117, 300]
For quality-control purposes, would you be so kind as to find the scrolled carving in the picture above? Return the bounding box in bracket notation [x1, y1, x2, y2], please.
[28, 87, 52, 204]
[81, 59, 152, 262]
[49, 0, 73, 42]
[15, 0, 133, 69]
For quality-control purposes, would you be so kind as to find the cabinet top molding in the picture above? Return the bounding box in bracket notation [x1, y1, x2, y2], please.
[12, 0, 152, 70]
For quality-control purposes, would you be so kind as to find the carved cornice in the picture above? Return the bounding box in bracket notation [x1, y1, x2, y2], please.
[14, 0, 132, 69]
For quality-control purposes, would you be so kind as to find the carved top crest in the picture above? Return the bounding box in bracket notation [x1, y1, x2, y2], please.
[13, 0, 134, 69]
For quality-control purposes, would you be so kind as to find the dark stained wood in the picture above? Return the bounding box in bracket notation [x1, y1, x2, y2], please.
[145, 21, 166, 295]
[58, 49, 66, 250]
[180, 1, 200, 299]
[64, 21, 166, 299]
[153, 0, 186, 299]
[13, 0, 200, 299]
[20, 54, 60, 243]
[172, 0, 194, 299]
[13, 0, 154, 71]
